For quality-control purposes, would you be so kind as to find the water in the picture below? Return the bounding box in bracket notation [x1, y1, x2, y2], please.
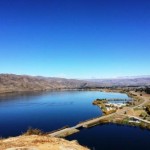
[0, 91, 150, 150]
[66, 124, 150, 150]
[0, 91, 127, 137]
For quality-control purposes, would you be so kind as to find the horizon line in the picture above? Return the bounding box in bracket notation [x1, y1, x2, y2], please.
[0, 73, 150, 80]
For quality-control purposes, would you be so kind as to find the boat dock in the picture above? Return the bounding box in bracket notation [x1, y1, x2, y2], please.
[107, 98, 133, 101]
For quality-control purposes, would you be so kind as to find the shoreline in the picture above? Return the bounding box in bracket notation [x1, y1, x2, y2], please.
[0, 88, 149, 150]
[0, 87, 134, 98]
[92, 90, 150, 130]
[0, 88, 104, 95]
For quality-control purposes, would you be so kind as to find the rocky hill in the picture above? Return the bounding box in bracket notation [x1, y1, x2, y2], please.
[0, 135, 89, 150]
[0, 74, 87, 94]
[1, 74, 150, 94]
[86, 77, 150, 87]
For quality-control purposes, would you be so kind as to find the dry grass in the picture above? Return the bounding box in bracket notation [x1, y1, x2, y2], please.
[0, 135, 89, 150]
[24, 127, 44, 136]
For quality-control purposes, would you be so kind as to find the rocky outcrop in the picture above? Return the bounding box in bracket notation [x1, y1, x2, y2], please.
[0, 135, 89, 150]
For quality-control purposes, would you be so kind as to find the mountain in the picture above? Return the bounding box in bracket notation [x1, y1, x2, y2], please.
[0, 74, 150, 94]
[0, 74, 87, 94]
[85, 77, 150, 87]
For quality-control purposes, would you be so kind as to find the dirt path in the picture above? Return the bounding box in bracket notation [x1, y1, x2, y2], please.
[48, 91, 150, 138]
[129, 91, 149, 106]
[116, 91, 150, 124]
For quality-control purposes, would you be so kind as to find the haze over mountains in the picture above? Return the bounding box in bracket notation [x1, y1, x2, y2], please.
[86, 77, 150, 87]
[0, 74, 150, 94]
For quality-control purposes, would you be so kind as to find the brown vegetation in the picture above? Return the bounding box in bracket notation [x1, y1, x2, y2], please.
[0, 135, 89, 150]
[0, 74, 87, 94]
[1, 74, 150, 94]
[24, 127, 44, 136]
[146, 103, 150, 115]
[92, 99, 108, 105]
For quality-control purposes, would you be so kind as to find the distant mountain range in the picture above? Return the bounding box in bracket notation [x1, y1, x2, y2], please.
[85, 77, 150, 87]
[0, 74, 150, 94]
[0, 74, 86, 94]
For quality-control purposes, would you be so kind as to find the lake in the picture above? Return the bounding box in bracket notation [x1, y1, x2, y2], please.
[0, 91, 150, 150]
[66, 124, 150, 150]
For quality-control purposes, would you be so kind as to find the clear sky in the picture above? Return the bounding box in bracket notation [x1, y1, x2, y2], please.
[0, 0, 150, 79]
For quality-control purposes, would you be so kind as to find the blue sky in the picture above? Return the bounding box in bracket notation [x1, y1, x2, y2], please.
[0, 0, 150, 78]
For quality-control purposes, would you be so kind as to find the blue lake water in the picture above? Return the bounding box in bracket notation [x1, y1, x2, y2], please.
[66, 124, 150, 150]
[0, 91, 127, 137]
[0, 91, 150, 150]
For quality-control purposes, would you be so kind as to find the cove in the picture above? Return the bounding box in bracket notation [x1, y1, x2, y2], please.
[66, 124, 150, 150]
[0, 91, 127, 137]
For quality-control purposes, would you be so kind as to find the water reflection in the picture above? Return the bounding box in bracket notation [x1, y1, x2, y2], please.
[0, 91, 128, 138]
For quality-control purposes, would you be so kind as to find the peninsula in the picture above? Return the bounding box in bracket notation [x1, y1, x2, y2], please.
[0, 74, 150, 150]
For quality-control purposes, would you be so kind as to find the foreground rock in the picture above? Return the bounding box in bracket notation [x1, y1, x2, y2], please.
[0, 135, 89, 150]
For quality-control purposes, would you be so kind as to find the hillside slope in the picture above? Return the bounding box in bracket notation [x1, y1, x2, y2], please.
[0, 135, 89, 150]
[1, 74, 150, 94]
[0, 74, 86, 94]
[86, 77, 150, 87]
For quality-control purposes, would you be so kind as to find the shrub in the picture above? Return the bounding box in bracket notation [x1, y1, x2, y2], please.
[24, 127, 44, 135]
[140, 112, 147, 118]
[145, 88, 150, 94]
[146, 104, 150, 115]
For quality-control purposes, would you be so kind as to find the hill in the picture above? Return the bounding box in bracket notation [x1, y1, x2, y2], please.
[0, 135, 89, 150]
[0, 74, 86, 94]
[85, 77, 150, 87]
[0, 74, 150, 94]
